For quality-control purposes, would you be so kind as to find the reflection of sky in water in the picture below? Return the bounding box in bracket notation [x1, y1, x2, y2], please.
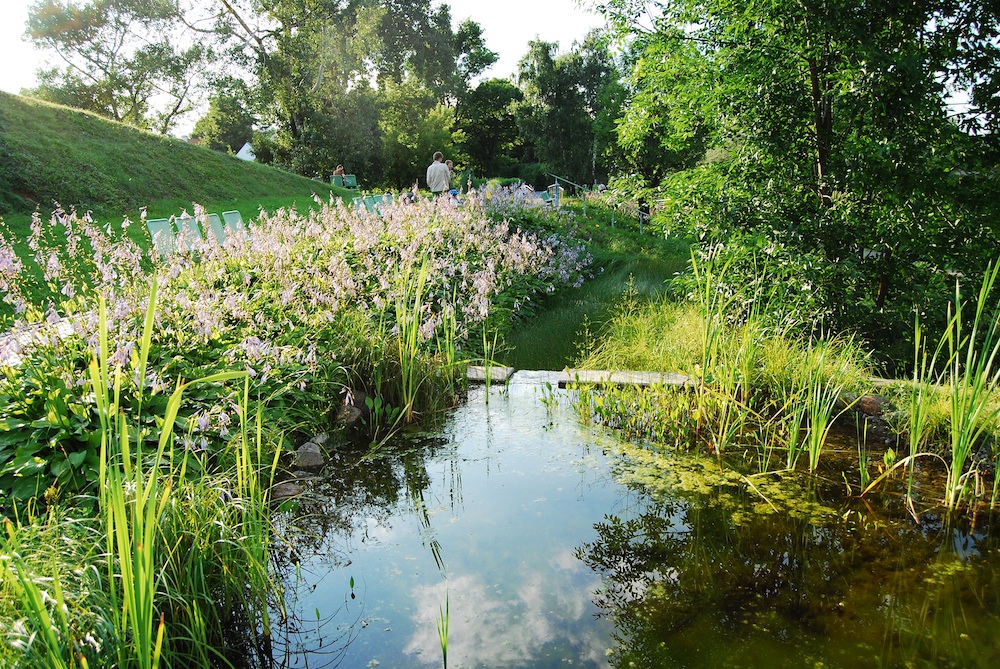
[276, 384, 640, 668]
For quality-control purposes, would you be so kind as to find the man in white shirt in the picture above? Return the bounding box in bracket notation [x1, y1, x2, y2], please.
[426, 151, 451, 194]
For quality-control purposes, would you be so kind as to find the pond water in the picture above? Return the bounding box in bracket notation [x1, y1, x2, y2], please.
[268, 380, 1000, 668]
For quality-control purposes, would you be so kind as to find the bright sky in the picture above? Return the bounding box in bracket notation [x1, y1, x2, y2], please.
[442, 0, 605, 79]
[0, 0, 606, 96]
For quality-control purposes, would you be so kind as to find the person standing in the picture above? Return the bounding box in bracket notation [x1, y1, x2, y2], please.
[426, 151, 451, 194]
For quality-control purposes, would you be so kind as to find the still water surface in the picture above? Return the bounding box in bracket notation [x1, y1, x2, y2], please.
[270, 381, 1000, 668]
[272, 382, 634, 667]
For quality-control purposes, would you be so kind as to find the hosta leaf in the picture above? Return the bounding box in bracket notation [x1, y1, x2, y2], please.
[0, 418, 27, 431]
[13, 476, 41, 500]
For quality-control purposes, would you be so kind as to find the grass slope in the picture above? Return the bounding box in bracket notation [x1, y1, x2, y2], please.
[0, 91, 344, 220]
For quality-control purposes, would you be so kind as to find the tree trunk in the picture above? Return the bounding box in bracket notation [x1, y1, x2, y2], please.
[807, 54, 833, 206]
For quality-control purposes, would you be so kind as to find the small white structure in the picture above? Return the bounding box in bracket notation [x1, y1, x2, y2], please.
[235, 142, 256, 162]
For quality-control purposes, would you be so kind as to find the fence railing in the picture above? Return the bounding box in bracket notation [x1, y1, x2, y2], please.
[546, 174, 650, 233]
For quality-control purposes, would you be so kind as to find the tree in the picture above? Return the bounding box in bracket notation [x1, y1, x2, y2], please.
[25, 0, 209, 133]
[379, 78, 456, 187]
[600, 0, 1000, 364]
[192, 78, 256, 152]
[456, 78, 523, 177]
[515, 33, 621, 186]
[209, 0, 493, 179]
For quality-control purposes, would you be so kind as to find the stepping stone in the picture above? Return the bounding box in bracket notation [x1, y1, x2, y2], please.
[466, 365, 516, 383]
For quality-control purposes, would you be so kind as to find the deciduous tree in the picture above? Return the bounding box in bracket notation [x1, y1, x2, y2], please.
[601, 0, 1000, 362]
[26, 0, 209, 133]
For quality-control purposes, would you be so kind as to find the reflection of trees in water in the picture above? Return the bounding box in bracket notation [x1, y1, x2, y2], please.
[577, 481, 1000, 668]
[265, 434, 453, 667]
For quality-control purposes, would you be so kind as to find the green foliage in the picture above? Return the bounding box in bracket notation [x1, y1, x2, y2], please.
[600, 0, 1000, 370]
[0, 341, 102, 506]
[218, 0, 494, 183]
[191, 79, 256, 154]
[1, 192, 592, 510]
[515, 34, 619, 185]
[456, 78, 523, 177]
[379, 80, 457, 188]
[25, 0, 206, 134]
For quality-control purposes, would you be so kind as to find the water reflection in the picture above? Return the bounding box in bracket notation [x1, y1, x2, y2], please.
[580, 443, 1000, 668]
[271, 384, 629, 668]
[268, 384, 1000, 669]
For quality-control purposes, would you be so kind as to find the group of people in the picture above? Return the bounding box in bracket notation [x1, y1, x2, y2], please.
[425, 151, 455, 195]
[334, 151, 463, 203]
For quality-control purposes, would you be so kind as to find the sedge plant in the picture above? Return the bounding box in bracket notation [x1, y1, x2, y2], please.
[939, 264, 1000, 509]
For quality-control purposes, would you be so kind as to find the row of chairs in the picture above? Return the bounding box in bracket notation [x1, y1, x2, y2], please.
[146, 210, 248, 257]
[353, 193, 394, 215]
[331, 174, 359, 190]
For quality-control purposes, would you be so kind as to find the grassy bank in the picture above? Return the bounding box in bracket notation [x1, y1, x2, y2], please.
[571, 249, 1000, 515]
[0, 91, 347, 221]
[500, 198, 690, 370]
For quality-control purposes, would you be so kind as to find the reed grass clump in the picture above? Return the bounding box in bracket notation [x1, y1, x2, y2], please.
[864, 264, 1000, 511]
[1, 287, 278, 668]
[576, 247, 874, 480]
[579, 245, 1000, 514]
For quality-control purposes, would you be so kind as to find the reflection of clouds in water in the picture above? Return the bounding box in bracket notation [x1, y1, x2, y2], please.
[404, 553, 610, 667]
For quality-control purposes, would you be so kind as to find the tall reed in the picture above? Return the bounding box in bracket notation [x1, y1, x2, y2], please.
[795, 340, 855, 472]
[2, 518, 76, 669]
[939, 264, 1000, 509]
[906, 317, 939, 501]
[436, 592, 450, 669]
[89, 277, 261, 667]
[395, 259, 431, 423]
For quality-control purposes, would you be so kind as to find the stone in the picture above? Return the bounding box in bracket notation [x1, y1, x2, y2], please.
[467, 365, 515, 383]
[339, 389, 371, 428]
[294, 441, 326, 469]
[271, 480, 305, 501]
[858, 394, 894, 417]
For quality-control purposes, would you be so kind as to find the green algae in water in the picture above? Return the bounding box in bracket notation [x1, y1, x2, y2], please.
[610, 441, 841, 525]
[585, 440, 1000, 668]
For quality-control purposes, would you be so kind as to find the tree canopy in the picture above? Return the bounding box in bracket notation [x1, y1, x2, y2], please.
[600, 0, 1000, 365]
[25, 0, 209, 133]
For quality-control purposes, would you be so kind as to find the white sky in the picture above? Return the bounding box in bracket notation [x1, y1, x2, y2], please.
[0, 0, 606, 96]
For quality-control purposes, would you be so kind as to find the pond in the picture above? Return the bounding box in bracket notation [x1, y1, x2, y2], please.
[268, 377, 1000, 668]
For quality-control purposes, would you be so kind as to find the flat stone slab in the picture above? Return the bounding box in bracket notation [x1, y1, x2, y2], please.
[508, 370, 571, 385]
[478, 368, 693, 388]
[466, 365, 516, 383]
[562, 369, 693, 388]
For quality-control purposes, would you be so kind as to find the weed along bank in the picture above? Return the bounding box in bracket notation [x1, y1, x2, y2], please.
[2, 190, 1000, 668]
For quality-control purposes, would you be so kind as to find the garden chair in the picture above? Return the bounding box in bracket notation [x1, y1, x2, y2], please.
[221, 210, 249, 240]
[344, 174, 359, 189]
[352, 196, 365, 210]
[146, 218, 175, 257]
[206, 213, 227, 244]
[362, 195, 377, 214]
[331, 175, 345, 188]
[173, 214, 204, 250]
